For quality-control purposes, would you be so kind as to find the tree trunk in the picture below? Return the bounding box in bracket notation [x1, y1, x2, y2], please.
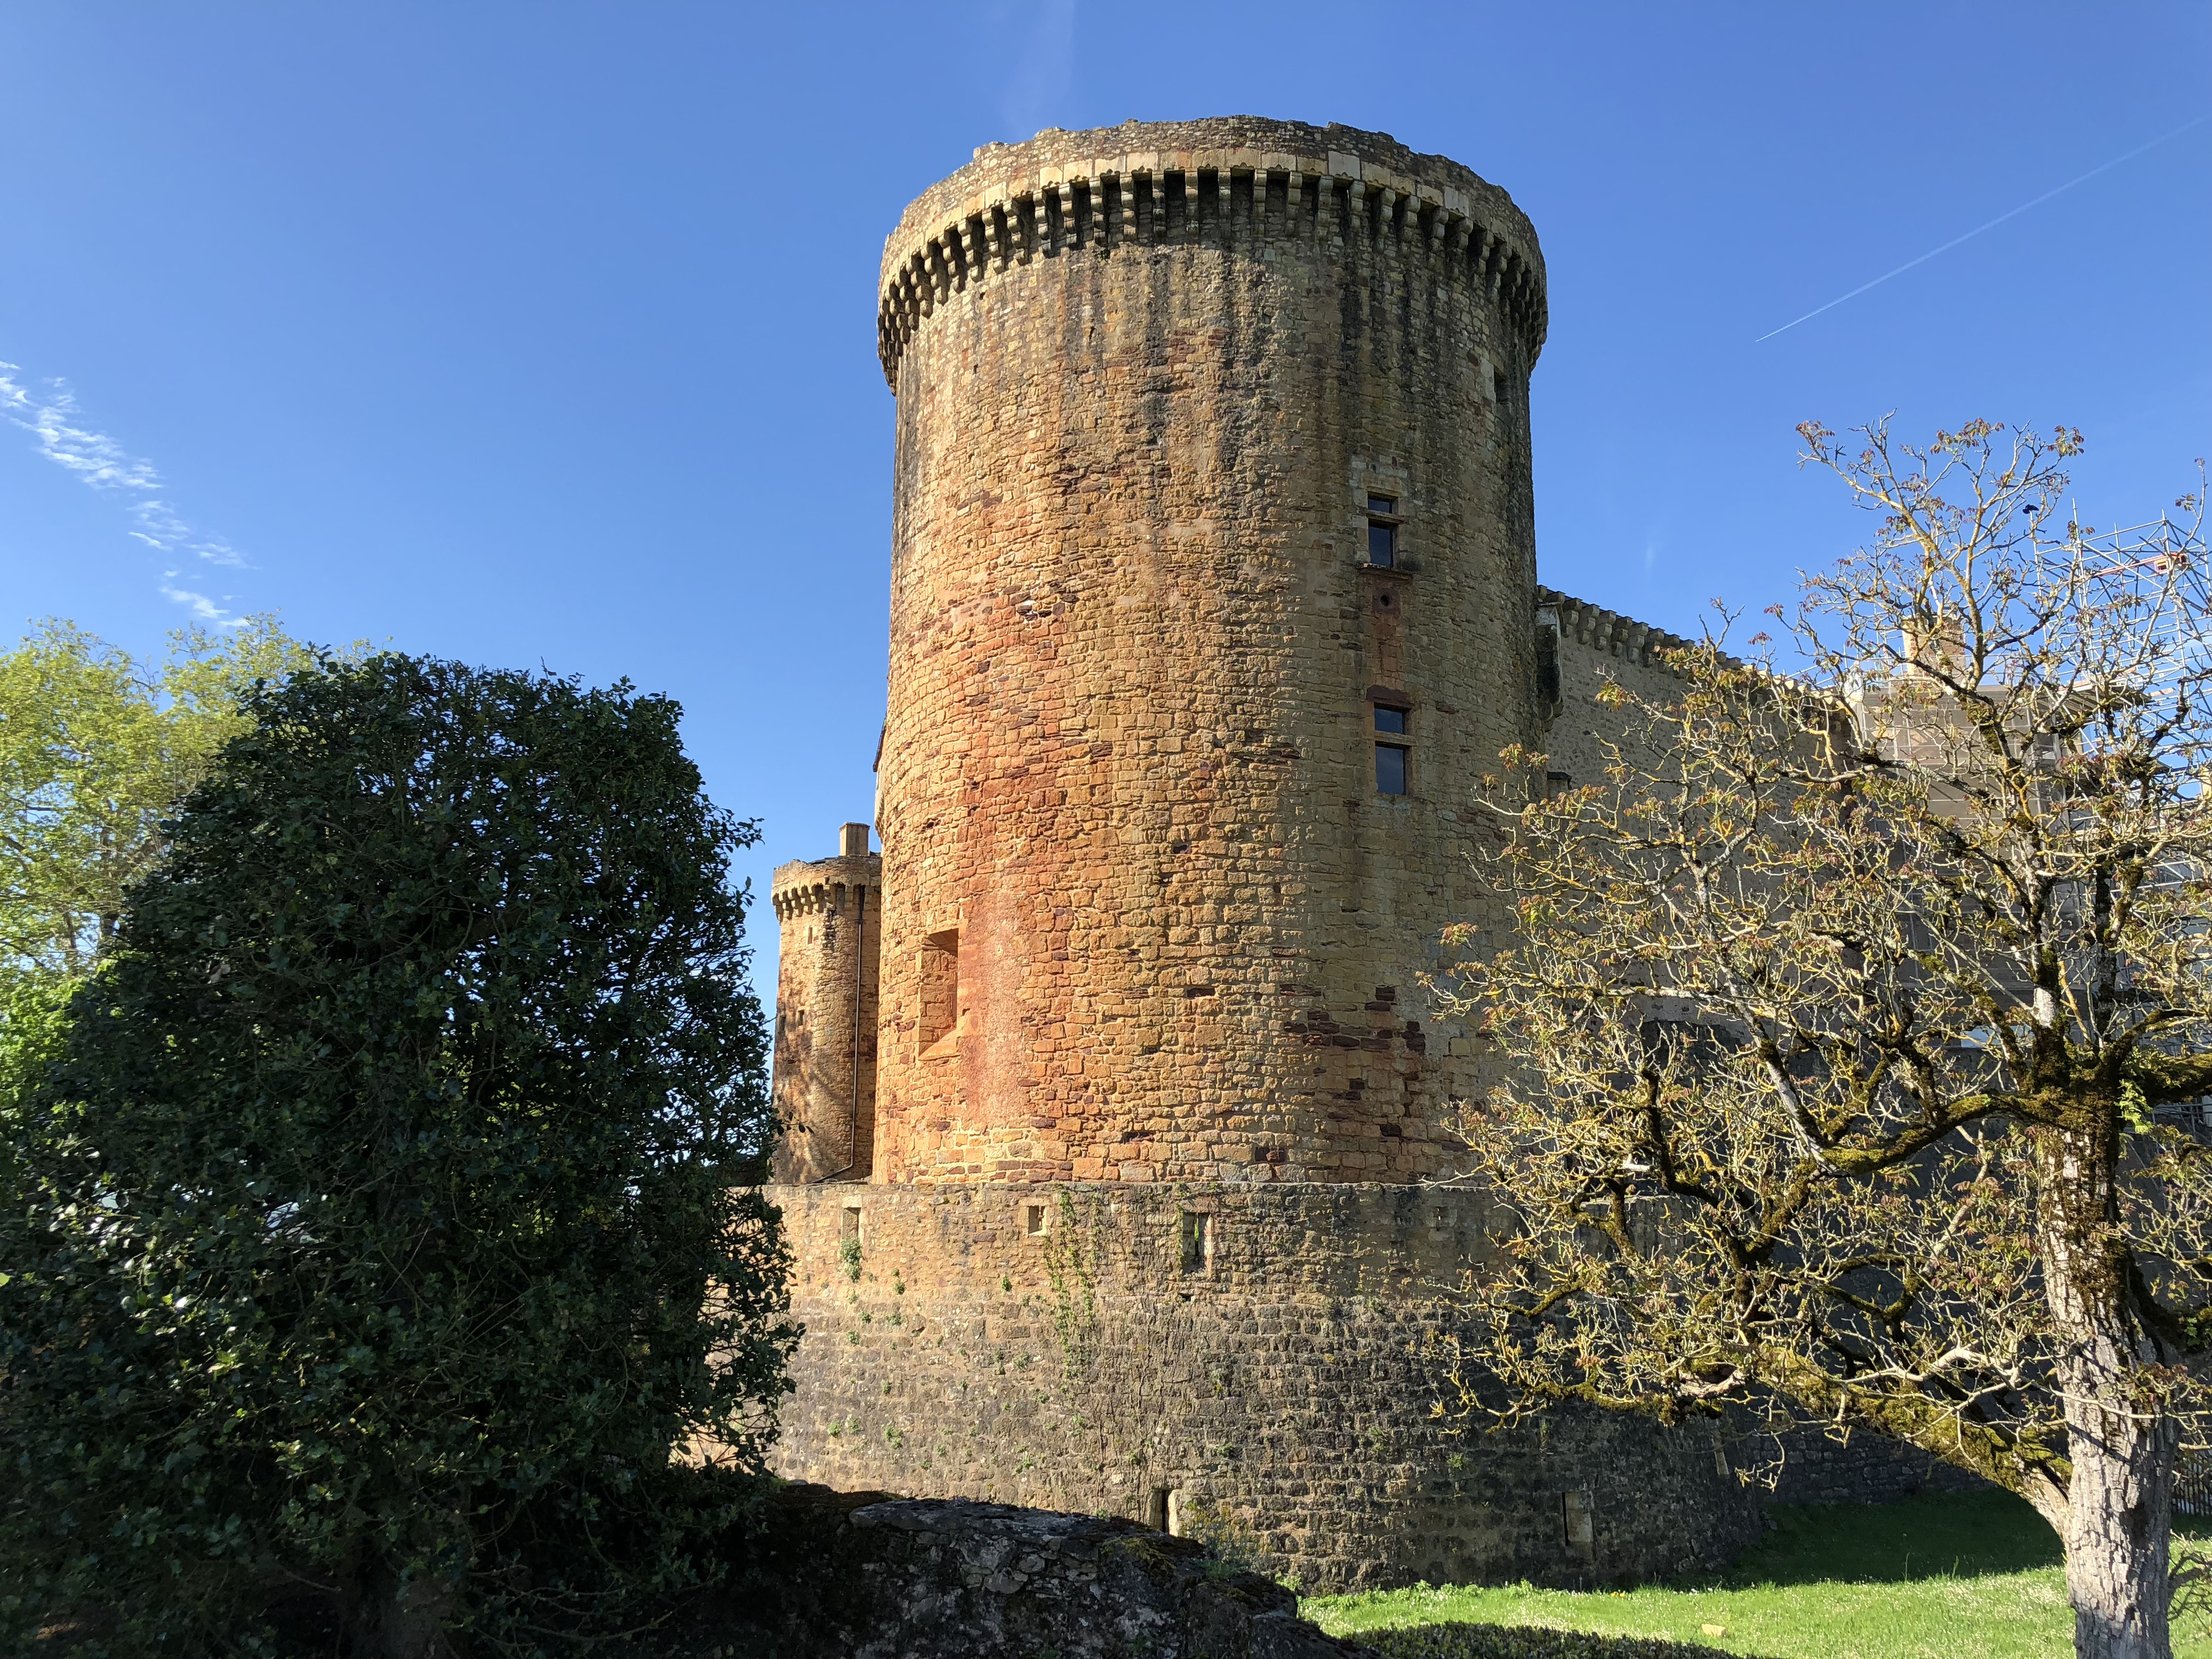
[354, 1567, 457, 1659]
[2038, 1125, 2178, 1659]
[341, 1532, 461, 1659]
[2058, 1343, 2177, 1659]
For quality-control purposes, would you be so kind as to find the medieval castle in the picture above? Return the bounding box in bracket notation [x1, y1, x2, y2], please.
[759, 118, 1921, 1590]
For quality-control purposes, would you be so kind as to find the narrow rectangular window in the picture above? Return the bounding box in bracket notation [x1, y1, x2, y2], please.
[919, 928, 960, 1051]
[1536, 623, 1561, 706]
[1563, 1489, 1595, 1561]
[1376, 743, 1408, 796]
[1025, 1203, 1047, 1237]
[1365, 494, 1398, 567]
[1374, 706, 1407, 735]
[841, 1206, 862, 1241]
[1180, 1210, 1211, 1272]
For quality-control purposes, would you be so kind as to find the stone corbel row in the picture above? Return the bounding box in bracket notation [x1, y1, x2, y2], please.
[1536, 588, 1698, 672]
[770, 875, 883, 923]
[876, 152, 1546, 387]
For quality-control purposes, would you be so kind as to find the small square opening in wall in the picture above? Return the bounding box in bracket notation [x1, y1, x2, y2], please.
[1180, 1210, 1212, 1273]
[1374, 705, 1408, 735]
[1025, 1203, 1048, 1237]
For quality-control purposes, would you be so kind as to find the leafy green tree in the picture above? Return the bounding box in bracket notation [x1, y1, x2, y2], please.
[0, 614, 321, 977]
[1, 654, 794, 1657]
[0, 616, 324, 1297]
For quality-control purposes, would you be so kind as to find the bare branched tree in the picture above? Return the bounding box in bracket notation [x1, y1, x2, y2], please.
[1432, 420, 2212, 1659]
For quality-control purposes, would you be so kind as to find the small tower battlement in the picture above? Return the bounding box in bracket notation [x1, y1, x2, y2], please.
[769, 826, 882, 921]
[769, 823, 881, 1185]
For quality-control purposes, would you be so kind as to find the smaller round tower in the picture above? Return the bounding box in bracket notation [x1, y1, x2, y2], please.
[769, 823, 881, 1184]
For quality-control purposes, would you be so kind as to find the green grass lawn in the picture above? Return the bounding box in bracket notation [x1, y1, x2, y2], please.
[1303, 1491, 2212, 1659]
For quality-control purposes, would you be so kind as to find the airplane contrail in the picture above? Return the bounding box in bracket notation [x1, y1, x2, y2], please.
[1755, 110, 2212, 343]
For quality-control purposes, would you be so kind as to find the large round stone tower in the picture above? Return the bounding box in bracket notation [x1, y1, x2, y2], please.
[872, 116, 1546, 1184]
[764, 119, 1778, 1593]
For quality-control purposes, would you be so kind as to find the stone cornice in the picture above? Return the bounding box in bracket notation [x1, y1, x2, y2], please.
[877, 118, 1547, 389]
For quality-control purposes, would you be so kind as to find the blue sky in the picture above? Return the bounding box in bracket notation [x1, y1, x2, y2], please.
[4, 3, 2207, 993]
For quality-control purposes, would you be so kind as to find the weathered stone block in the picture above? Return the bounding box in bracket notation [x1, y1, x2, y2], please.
[697, 1484, 1371, 1658]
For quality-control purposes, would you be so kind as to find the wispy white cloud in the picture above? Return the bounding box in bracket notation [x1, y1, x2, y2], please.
[124, 494, 245, 566]
[159, 581, 238, 625]
[0, 361, 252, 620]
[0, 368, 159, 491]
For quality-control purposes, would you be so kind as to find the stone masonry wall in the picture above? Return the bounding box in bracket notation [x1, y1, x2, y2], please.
[771, 834, 883, 1183]
[1761, 1428, 1989, 1507]
[871, 118, 1552, 1187]
[766, 1180, 1767, 1592]
[1536, 588, 1702, 788]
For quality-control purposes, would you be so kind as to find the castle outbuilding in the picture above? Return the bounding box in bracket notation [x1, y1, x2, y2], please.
[761, 118, 1898, 1590]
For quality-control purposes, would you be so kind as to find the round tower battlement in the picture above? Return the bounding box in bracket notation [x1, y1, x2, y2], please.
[870, 116, 1548, 1186]
[877, 117, 1546, 388]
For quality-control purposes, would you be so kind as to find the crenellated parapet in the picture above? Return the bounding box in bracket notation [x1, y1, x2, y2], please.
[1537, 587, 1701, 673]
[771, 853, 883, 923]
[877, 117, 1548, 388]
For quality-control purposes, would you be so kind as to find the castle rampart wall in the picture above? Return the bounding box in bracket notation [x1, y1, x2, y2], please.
[1536, 587, 1704, 787]
[767, 1180, 1768, 1591]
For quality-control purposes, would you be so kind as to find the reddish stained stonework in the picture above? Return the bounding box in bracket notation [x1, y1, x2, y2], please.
[870, 117, 1546, 1186]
